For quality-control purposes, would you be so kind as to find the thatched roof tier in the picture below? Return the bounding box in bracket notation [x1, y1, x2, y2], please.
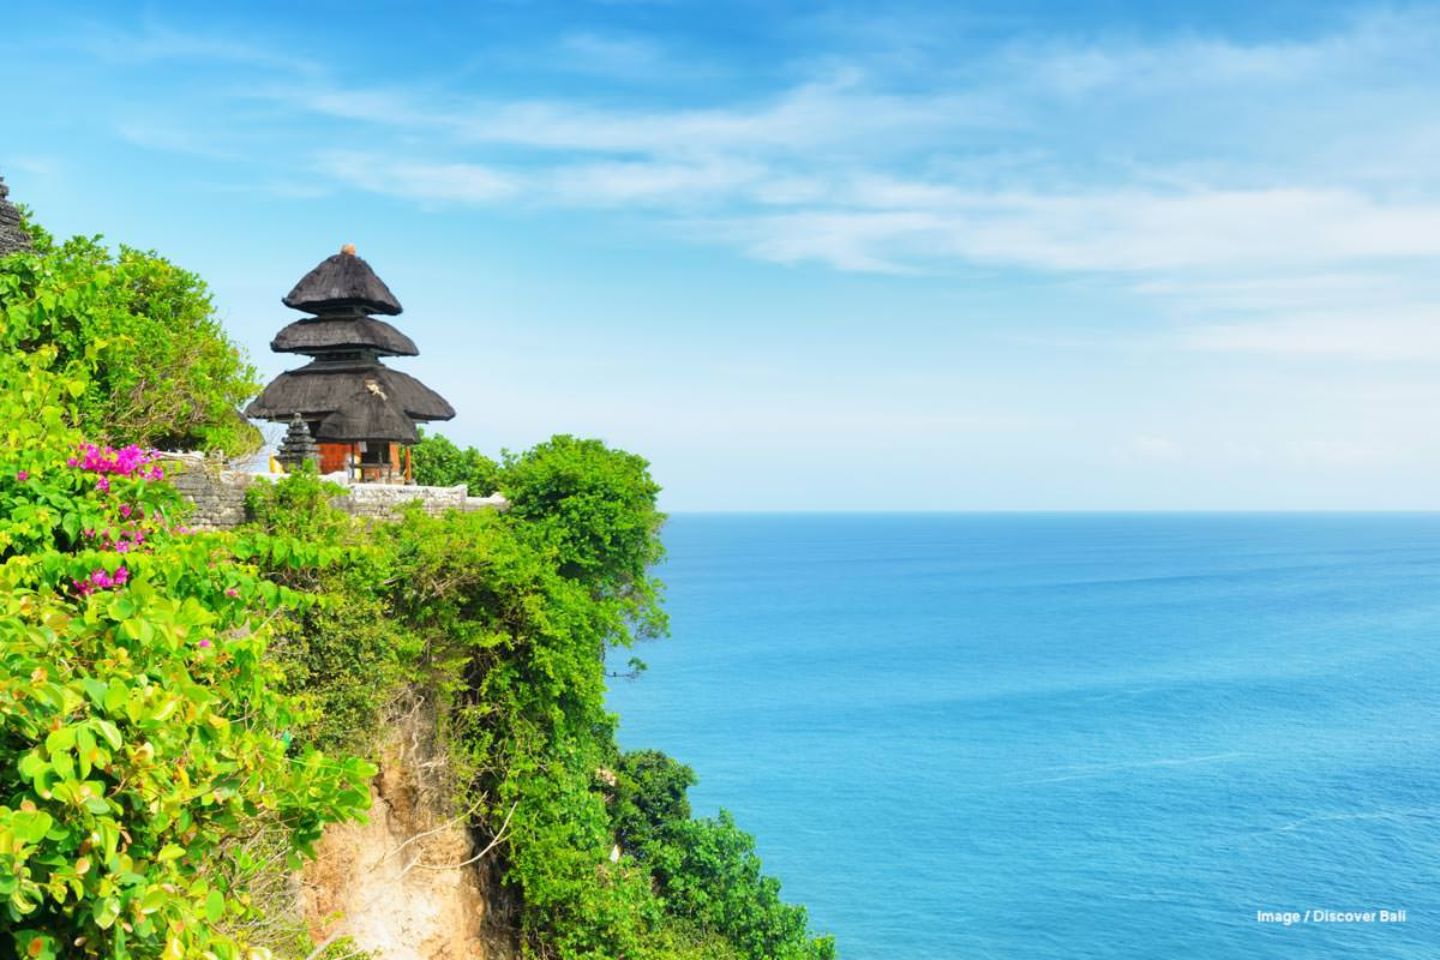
[283, 247, 403, 316]
[270, 316, 418, 357]
[245, 361, 455, 422]
[315, 388, 421, 443]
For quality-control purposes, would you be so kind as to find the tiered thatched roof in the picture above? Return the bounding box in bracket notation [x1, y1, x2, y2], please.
[317, 383, 420, 444]
[283, 246, 402, 316]
[245, 245, 453, 444]
[271, 316, 418, 357]
[248, 362, 454, 424]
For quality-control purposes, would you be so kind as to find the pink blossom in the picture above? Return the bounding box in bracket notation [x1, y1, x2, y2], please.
[224, 587, 239, 598]
[95, 477, 110, 494]
[198, 639, 212, 649]
[69, 443, 162, 479]
[15, 470, 28, 482]
[119, 504, 132, 518]
[73, 565, 129, 597]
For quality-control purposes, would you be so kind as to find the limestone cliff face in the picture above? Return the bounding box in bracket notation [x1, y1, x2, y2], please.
[301, 698, 517, 960]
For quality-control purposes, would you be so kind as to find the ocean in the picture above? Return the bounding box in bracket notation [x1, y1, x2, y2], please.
[606, 513, 1440, 959]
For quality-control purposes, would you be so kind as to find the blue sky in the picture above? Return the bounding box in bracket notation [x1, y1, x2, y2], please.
[7, 1, 1440, 509]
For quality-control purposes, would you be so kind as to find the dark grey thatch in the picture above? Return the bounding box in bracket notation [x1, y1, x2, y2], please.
[271, 316, 418, 357]
[315, 385, 420, 443]
[276, 414, 320, 468]
[283, 247, 403, 316]
[0, 175, 31, 257]
[245, 361, 456, 423]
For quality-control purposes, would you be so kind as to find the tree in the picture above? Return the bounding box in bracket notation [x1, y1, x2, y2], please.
[410, 430, 501, 494]
[0, 222, 260, 456]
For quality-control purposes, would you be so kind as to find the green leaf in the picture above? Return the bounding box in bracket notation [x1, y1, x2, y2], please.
[16, 751, 46, 782]
[92, 895, 122, 929]
[102, 680, 128, 716]
[93, 718, 123, 750]
[204, 888, 225, 922]
[44, 726, 76, 755]
[10, 809, 53, 844]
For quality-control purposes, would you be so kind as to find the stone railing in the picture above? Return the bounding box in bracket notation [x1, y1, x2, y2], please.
[162, 453, 508, 530]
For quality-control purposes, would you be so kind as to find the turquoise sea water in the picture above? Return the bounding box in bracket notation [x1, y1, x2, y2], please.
[607, 514, 1440, 959]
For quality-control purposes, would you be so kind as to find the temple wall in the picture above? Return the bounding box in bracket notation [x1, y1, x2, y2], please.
[163, 454, 507, 530]
[168, 460, 253, 529]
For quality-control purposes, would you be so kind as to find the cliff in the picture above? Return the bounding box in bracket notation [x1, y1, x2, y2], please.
[302, 696, 516, 960]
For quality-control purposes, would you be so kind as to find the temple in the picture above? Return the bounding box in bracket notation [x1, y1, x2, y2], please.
[0, 174, 31, 256]
[245, 245, 455, 482]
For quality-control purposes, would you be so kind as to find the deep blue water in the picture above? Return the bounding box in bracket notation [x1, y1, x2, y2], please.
[607, 514, 1440, 959]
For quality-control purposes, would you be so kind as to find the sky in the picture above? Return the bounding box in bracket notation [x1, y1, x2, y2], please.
[6, 1, 1440, 510]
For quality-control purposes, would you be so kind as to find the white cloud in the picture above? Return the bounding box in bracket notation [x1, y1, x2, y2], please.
[713, 187, 1440, 275]
[1121, 435, 1183, 463]
[548, 157, 770, 206]
[236, 6, 1440, 296]
[72, 20, 315, 73]
[315, 152, 518, 204]
[1180, 309, 1440, 361]
[82, 7, 1440, 374]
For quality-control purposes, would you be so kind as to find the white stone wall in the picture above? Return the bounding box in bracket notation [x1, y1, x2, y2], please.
[164, 455, 508, 530]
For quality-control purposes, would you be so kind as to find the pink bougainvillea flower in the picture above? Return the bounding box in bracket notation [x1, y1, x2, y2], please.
[71, 443, 162, 479]
[16, 470, 28, 482]
[198, 639, 212, 649]
[74, 566, 129, 596]
[95, 477, 110, 493]
[224, 587, 239, 598]
[119, 504, 132, 518]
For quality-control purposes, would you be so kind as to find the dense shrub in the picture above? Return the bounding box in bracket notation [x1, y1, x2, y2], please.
[0, 347, 372, 960]
[0, 223, 261, 456]
[410, 430, 501, 496]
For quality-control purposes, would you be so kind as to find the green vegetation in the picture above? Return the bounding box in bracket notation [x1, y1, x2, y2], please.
[0, 349, 373, 960]
[1, 220, 834, 959]
[0, 220, 261, 457]
[410, 429, 501, 496]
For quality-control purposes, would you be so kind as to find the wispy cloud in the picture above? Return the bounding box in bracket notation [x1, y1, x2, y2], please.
[551, 31, 720, 82]
[58, 6, 1440, 364]
[1180, 309, 1440, 362]
[70, 19, 317, 74]
[315, 152, 519, 204]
